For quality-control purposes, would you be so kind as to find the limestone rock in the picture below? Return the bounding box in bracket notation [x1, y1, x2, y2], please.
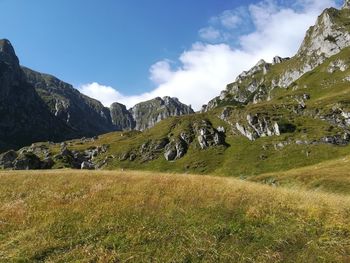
[81, 161, 95, 170]
[110, 102, 135, 130]
[130, 96, 194, 131]
[236, 114, 281, 141]
[0, 150, 17, 168]
[272, 56, 290, 65]
[164, 139, 188, 161]
[327, 59, 348, 73]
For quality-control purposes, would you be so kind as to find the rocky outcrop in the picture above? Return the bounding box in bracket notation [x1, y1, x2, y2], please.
[119, 119, 226, 162]
[54, 144, 108, 169]
[195, 120, 225, 149]
[0, 150, 18, 169]
[319, 107, 350, 129]
[110, 102, 135, 130]
[272, 56, 290, 65]
[236, 114, 281, 141]
[130, 96, 194, 131]
[13, 152, 45, 170]
[327, 59, 348, 73]
[164, 138, 188, 161]
[344, 0, 350, 9]
[276, 7, 350, 88]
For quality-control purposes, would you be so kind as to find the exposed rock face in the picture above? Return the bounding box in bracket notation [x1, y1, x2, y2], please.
[81, 161, 95, 170]
[0, 150, 17, 168]
[342, 0, 350, 10]
[327, 59, 348, 73]
[23, 67, 116, 137]
[202, 59, 271, 112]
[236, 114, 281, 141]
[195, 120, 225, 149]
[272, 56, 290, 65]
[130, 96, 194, 131]
[164, 139, 188, 161]
[13, 152, 43, 170]
[0, 39, 74, 152]
[278, 7, 350, 88]
[110, 102, 135, 130]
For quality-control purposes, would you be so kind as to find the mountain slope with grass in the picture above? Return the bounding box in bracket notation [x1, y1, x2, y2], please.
[3, 3, 350, 178]
[0, 40, 194, 152]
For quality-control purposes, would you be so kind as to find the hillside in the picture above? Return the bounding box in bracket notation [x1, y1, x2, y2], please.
[3, 3, 350, 176]
[0, 169, 349, 262]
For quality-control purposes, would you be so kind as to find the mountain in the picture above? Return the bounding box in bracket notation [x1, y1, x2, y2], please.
[202, 4, 350, 112]
[110, 102, 135, 130]
[130, 96, 194, 131]
[4, 2, 350, 175]
[3, 2, 350, 175]
[23, 67, 116, 136]
[0, 39, 194, 152]
[0, 39, 74, 151]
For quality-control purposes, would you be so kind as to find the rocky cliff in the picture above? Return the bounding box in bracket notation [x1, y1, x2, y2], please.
[110, 102, 135, 130]
[0, 39, 74, 151]
[23, 67, 116, 136]
[130, 96, 194, 131]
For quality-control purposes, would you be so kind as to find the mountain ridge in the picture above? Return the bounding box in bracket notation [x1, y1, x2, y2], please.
[2, 2, 350, 174]
[0, 43, 194, 151]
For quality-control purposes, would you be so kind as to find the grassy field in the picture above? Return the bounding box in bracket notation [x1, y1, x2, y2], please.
[252, 155, 350, 194]
[0, 169, 350, 262]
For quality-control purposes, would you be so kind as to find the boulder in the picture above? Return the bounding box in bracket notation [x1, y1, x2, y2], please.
[81, 161, 95, 170]
[41, 157, 54, 169]
[0, 150, 17, 168]
[164, 139, 188, 161]
[164, 146, 177, 161]
[13, 152, 42, 170]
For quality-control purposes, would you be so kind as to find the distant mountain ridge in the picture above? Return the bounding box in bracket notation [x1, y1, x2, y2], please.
[0, 40, 193, 151]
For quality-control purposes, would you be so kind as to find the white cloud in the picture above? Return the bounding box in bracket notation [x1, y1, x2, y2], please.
[198, 27, 222, 41]
[219, 9, 244, 29]
[79, 0, 340, 111]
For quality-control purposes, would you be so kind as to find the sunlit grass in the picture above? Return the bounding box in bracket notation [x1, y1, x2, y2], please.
[0, 170, 349, 262]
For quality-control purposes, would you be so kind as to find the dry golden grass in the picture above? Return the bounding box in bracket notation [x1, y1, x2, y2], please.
[0, 170, 350, 262]
[252, 155, 350, 194]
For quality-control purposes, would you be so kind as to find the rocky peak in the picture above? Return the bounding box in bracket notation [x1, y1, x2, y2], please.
[0, 39, 19, 66]
[130, 97, 194, 131]
[343, 0, 350, 9]
[110, 102, 135, 130]
[297, 7, 350, 58]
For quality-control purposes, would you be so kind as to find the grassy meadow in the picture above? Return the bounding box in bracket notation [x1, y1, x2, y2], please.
[0, 169, 350, 262]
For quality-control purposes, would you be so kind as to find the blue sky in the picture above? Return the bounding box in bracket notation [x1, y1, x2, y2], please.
[0, 0, 342, 109]
[0, 0, 251, 93]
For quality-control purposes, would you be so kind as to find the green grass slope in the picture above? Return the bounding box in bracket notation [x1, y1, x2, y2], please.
[0, 170, 349, 262]
[27, 46, 350, 179]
